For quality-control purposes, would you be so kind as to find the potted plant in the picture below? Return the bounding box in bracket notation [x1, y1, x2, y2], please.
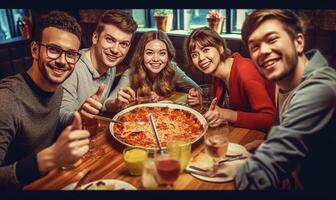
[154, 9, 173, 32]
[207, 10, 224, 34]
[17, 16, 32, 39]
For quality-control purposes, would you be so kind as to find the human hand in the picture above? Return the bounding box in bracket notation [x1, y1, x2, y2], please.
[79, 83, 105, 120]
[150, 91, 160, 102]
[203, 97, 223, 127]
[187, 88, 200, 106]
[52, 112, 90, 167]
[116, 87, 136, 107]
[37, 112, 90, 173]
[203, 97, 237, 127]
[244, 140, 264, 153]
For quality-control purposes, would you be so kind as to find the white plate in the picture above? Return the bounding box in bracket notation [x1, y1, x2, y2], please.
[62, 179, 137, 190]
[109, 103, 208, 151]
[186, 143, 250, 183]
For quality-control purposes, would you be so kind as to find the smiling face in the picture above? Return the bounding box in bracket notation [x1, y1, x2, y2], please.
[247, 19, 304, 81]
[92, 24, 132, 69]
[143, 39, 168, 75]
[32, 27, 80, 85]
[190, 43, 223, 75]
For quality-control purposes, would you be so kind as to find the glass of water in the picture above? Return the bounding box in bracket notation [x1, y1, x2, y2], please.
[198, 84, 215, 113]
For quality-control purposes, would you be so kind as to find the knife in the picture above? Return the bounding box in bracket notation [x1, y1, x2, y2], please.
[186, 166, 228, 178]
[73, 170, 91, 190]
[218, 155, 247, 164]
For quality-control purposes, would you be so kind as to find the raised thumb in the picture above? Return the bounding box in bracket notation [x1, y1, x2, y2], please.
[209, 97, 218, 111]
[71, 111, 82, 130]
[93, 83, 105, 100]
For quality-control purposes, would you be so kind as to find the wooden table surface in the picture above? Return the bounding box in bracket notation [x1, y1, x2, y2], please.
[24, 92, 266, 190]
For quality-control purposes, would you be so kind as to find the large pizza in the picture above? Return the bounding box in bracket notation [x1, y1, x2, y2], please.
[109, 103, 207, 150]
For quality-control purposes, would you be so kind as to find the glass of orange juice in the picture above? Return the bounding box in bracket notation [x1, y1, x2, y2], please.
[123, 147, 148, 176]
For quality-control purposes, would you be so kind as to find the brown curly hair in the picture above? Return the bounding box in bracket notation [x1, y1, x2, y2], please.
[34, 10, 82, 42]
[130, 31, 176, 97]
[95, 9, 138, 36]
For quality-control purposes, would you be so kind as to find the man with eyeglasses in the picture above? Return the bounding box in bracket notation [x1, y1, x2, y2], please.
[0, 11, 90, 188]
[60, 10, 138, 127]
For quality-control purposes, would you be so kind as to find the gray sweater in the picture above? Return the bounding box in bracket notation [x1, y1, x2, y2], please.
[0, 72, 62, 188]
[60, 48, 116, 127]
[235, 49, 336, 191]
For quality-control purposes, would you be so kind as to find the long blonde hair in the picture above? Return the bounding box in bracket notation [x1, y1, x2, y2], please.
[130, 30, 176, 97]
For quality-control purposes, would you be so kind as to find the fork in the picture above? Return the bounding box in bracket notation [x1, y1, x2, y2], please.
[93, 115, 146, 126]
[93, 115, 123, 124]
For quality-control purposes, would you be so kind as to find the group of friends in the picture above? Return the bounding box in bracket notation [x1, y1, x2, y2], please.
[0, 9, 335, 191]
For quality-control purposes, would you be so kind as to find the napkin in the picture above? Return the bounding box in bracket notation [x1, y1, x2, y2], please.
[186, 143, 249, 182]
[188, 151, 232, 176]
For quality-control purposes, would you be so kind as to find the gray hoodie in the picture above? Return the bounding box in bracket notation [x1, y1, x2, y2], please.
[235, 49, 336, 191]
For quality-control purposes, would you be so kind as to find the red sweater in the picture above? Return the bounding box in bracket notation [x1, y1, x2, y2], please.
[213, 53, 275, 133]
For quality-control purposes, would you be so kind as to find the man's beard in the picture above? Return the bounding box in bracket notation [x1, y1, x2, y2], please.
[38, 59, 72, 85]
[257, 52, 298, 82]
[273, 54, 298, 82]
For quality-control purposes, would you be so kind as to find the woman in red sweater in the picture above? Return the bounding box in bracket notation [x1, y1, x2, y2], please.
[185, 27, 275, 133]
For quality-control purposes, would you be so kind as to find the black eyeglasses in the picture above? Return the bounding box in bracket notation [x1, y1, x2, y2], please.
[37, 42, 81, 64]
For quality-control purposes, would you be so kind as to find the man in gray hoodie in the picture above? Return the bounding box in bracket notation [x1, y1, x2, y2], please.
[60, 10, 138, 128]
[235, 9, 336, 191]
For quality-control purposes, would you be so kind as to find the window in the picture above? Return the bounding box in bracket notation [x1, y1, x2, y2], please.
[230, 9, 253, 33]
[133, 9, 252, 35]
[0, 9, 31, 41]
[184, 9, 226, 32]
[0, 9, 11, 40]
[132, 9, 146, 28]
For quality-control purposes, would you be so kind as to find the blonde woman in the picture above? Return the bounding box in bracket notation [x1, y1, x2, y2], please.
[105, 30, 199, 111]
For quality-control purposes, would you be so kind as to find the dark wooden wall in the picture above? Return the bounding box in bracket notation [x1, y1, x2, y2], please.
[300, 10, 336, 68]
[0, 39, 32, 79]
[1, 9, 336, 81]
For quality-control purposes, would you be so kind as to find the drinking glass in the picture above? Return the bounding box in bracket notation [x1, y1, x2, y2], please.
[198, 84, 215, 113]
[154, 150, 180, 189]
[123, 147, 148, 176]
[204, 121, 230, 177]
[141, 158, 159, 189]
[81, 119, 105, 161]
[167, 135, 191, 173]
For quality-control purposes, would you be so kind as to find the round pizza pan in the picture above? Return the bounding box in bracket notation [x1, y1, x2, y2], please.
[109, 102, 208, 151]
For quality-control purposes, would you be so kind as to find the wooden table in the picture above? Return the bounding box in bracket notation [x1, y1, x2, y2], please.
[24, 92, 266, 190]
